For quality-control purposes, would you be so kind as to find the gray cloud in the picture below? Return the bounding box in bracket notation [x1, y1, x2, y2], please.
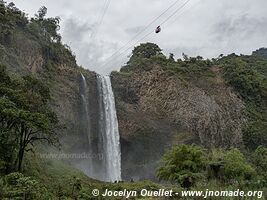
[62, 17, 120, 73]
[124, 26, 146, 36]
[212, 14, 267, 40]
[62, 18, 93, 41]
[6, 0, 267, 74]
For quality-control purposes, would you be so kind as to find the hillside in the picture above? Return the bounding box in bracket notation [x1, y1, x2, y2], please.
[0, 1, 100, 163]
[111, 43, 267, 180]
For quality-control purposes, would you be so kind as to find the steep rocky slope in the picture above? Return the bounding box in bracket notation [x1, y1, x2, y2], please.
[112, 61, 246, 180]
[0, 23, 99, 159]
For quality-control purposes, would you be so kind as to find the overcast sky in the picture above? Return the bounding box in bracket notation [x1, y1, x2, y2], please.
[7, 0, 267, 74]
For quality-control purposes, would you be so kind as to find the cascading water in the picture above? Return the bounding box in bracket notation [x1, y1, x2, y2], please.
[80, 73, 94, 178]
[97, 74, 121, 182]
[79, 73, 121, 182]
[81, 74, 91, 144]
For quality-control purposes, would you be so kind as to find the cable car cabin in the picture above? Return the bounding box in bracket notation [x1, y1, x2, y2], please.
[155, 26, 161, 33]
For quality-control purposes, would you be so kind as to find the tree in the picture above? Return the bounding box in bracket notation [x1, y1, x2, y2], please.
[128, 42, 162, 64]
[0, 129, 17, 174]
[36, 6, 47, 20]
[157, 144, 207, 188]
[30, 6, 61, 43]
[0, 66, 60, 172]
[252, 48, 267, 59]
[182, 53, 189, 61]
[14, 109, 59, 171]
[223, 148, 255, 183]
[219, 56, 267, 149]
[169, 53, 175, 62]
[222, 57, 264, 101]
[71, 176, 82, 199]
[1, 172, 48, 199]
[252, 146, 267, 186]
[41, 16, 61, 42]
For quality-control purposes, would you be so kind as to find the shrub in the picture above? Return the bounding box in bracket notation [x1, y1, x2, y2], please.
[1, 172, 50, 200]
[157, 144, 207, 188]
[223, 148, 256, 183]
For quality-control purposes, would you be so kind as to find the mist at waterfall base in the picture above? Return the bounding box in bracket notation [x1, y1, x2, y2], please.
[75, 73, 121, 182]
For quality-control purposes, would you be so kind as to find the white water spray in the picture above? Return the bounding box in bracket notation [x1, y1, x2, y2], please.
[97, 74, 121, 182]
[79, 73, 121, 182]
[80, 74, 94, 177]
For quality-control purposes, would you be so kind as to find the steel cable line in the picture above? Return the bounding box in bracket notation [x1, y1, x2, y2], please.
[167, 0, 199, 27]
[99, 0, 182, 65]
[91, 0, 111, 39]
[100, 0, 191, 71]
[91, 0, 108, 38]
[98, 0, 111, 29]
[159, 0, 190, 26]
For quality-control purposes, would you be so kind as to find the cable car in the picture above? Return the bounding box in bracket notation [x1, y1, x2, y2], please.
[155, 26, 161, 33]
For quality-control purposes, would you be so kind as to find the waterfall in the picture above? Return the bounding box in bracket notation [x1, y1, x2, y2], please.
[97, 74, 121, 182]
[81, 74, 90, 143]
[80, 74, 94, 177]
[79, 73, 121, 182]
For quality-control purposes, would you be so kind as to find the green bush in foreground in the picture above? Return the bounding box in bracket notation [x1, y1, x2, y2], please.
[157, 145, 263, 190]
[157, 144, 207, 188]
[223, 149, 256, 182]
[0, 172, 52, 200]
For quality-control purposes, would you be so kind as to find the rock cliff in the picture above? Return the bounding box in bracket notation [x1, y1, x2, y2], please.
[112, 62, 245, 180]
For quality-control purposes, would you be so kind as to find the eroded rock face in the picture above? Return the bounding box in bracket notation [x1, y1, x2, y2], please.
[112, 65, 245, 181]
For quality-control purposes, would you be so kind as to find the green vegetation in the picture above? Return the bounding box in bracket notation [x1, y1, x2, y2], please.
[219, 55, 265, 102]
[128, 42, 163, 64]
[253, 48, 267, 59]
[252, 146, 267, 186]
[218, 54, 267, 149]
[0, 172, 49, 199]
[0, 156, 168, 199]
[0, 65, 60, 173]
[0, 0, 76, 73]
[123, 42, 267, 150]
[157, 145, 207, 188]
[122, 43, 214, 82]
[158, 145, 265, 190]
[222, 149, 255, 182]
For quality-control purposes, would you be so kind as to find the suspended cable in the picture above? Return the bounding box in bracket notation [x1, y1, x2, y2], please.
[160, 0, 190, 26]
[100, 0, 182, 64]
[98, 0, 111, 29]
[100, 0, 191, 70]
[91, 0, 108, 38]
[91, 0, 111, 39]
[167, 0, 199, 27]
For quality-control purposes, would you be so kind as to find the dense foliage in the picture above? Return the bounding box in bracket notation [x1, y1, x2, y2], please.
[128, 42, 163, 64]
[253, 48, 267, 59]
[122, 43, 213, 80]
[158, 145, 266, 189]
[0, 65, 60, 173]
[0, 0, 76, 68]
[157, 145, 207, 188]
[218, 54, 267, 149]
